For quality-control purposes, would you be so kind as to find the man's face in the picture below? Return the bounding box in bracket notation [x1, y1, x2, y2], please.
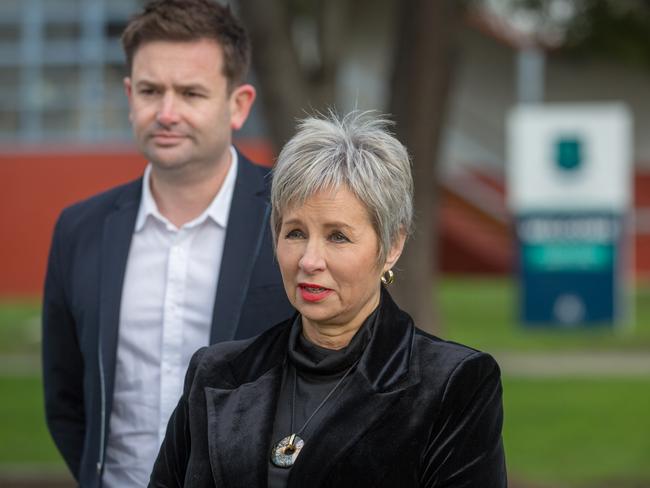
[124, 39, 254, 176]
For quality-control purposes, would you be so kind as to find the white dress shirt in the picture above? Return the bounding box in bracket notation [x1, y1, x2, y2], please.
[102, 148, 238, 487]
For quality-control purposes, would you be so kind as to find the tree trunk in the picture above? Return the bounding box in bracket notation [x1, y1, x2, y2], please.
[238, 0, 347, 151]
[238, 1, 308, 151]
[388, 0, 464, 334]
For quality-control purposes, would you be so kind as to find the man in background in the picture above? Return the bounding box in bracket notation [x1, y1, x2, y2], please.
[42, 1, 293, 486]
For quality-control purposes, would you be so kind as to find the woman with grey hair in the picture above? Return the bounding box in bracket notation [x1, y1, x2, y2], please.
[150, 112, 507, 487]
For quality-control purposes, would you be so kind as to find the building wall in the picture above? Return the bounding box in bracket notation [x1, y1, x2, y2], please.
[0, 148, 145, 297]
[2, 6, 648, 296]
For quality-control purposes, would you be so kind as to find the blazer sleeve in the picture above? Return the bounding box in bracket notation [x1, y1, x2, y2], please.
[149, 347, 207, 488]
[42, 214, 85, 479]
[420, 351, 507, 488]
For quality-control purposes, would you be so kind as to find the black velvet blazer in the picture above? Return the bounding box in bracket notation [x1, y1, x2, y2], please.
[150, 291, 507, 487]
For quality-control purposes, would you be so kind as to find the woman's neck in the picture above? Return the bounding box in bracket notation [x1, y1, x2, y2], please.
[300, 293, 380, 350]
[300, 322, 361, 350]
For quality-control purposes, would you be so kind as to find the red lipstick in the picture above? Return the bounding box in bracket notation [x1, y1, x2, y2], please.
[298, 283, 333, 302]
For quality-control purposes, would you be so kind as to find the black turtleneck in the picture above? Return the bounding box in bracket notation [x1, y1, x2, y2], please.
[267, 307, 378, 488]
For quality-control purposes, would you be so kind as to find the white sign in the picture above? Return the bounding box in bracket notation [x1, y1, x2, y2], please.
[507, 103, 632, 212]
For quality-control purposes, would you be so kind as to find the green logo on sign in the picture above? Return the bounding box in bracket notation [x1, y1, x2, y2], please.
[555, 137, 583, 172]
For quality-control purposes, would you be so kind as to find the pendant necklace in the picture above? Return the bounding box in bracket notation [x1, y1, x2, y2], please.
[270, 358, 359, 468]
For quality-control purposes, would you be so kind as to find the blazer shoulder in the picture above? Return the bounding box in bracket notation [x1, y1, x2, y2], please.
[57, 178, 142, 232]
[193, 318, 293, 385]
[236, 151, 272, 191]
[237, 150, 271, 176]
[196, 335, 259, 369]
[412, 328, 500, 382]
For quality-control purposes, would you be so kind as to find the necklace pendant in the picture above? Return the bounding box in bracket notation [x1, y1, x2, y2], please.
[270, 434, 305, 468]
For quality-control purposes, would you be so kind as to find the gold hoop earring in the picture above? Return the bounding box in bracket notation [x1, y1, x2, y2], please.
[381, 269, 394, 286]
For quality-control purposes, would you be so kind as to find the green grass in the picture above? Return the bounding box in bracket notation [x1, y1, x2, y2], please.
[0, 299, 41, 355]
[503, 377, 650, 487]
[439, 277, 650, 486]
[0, 376, 65, 467]
[440, 276, 650, 352]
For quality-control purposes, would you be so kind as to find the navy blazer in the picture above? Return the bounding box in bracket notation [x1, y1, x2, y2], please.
[42, 153, 294, 487]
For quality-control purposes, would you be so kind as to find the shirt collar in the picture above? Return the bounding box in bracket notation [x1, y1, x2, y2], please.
[135, 146, 239, 232]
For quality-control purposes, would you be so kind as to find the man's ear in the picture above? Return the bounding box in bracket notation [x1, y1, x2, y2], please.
[383, 231, 407, 273]
[229, 83, 256, 131]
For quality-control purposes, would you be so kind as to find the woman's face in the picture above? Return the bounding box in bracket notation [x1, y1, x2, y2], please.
[276, 187, 403, 335]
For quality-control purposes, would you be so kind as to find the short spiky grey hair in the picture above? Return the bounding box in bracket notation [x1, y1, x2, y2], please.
[271, 111, 414, 263]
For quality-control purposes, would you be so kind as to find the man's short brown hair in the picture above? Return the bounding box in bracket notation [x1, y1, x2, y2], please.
[121, 0, 251, 90]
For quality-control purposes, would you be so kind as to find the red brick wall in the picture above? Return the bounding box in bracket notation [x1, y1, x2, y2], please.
[634, 173, 650, 276]
[0, 146, 647, 297]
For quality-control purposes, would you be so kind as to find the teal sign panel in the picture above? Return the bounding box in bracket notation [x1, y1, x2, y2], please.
[516, 213, 624, 326]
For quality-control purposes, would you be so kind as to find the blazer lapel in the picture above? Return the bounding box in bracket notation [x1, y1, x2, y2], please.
[210, 156, 270, 343]
[205, 364, 283, 487]
[288, 370, 415, 486]
[204, 322, 291, 486]
[289, 290, 420, 486]
[98, 181, 141, 426]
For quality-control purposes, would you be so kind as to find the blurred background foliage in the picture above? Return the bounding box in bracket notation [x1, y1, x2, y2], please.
[508, 0, 650, 68]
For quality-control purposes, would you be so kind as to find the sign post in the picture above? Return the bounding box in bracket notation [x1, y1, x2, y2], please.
[507, 104, 633, 326]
